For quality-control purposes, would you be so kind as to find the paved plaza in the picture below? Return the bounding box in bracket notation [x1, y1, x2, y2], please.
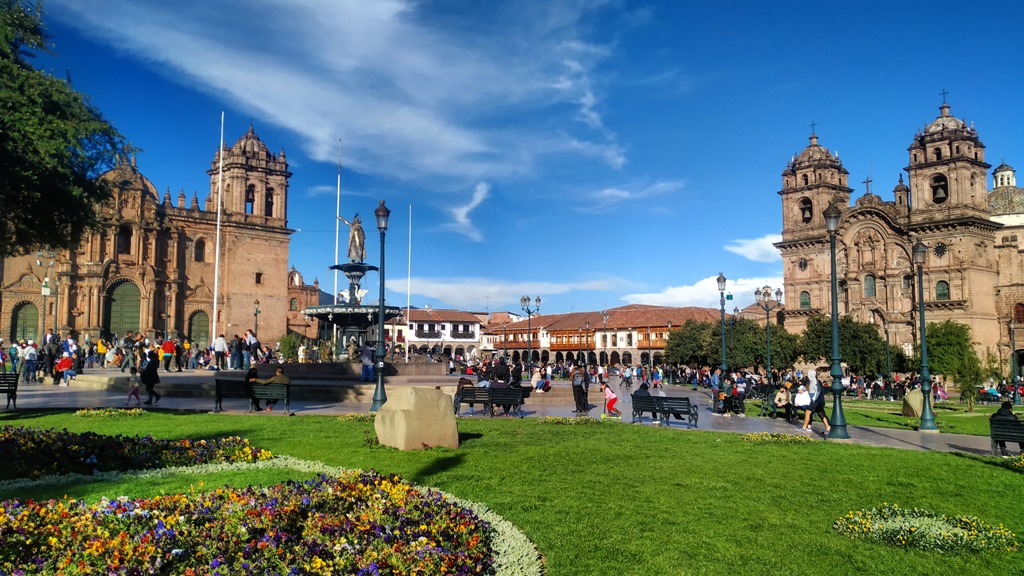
[3, 367, 995, 457]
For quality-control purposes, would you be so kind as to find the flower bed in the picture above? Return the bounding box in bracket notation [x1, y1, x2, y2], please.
[0, 425, 272, 480]
[0, 470, 494, 574]
[739, 432, 814, 445]
[834, 503, 1019, 553]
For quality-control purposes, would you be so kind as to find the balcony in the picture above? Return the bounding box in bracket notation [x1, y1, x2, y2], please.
[415, 330, 442, 339]
[449, 330, 477, 340]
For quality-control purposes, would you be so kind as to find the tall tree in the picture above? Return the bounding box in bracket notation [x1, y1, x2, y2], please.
[0, 0, 129, 258]
[798, 314, 887, 376]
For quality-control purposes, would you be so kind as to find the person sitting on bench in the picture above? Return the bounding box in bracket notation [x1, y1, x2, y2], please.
[248, 366, 290, 411]
[992, 401, 1024, 457]
[771, 384, 793, 420]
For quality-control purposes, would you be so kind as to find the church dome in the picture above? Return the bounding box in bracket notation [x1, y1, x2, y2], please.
[230, 125, 273, 159]
[796, 134, 831, 162]
[994, 161, 1016, 174]
[925, 102, 965, 134]
[989, 186, 1024, 216]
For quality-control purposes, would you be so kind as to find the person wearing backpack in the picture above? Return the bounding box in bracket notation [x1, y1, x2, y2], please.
[570, 362, 588, 413]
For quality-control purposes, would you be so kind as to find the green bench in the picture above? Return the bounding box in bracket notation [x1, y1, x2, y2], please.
[214, 378, 290, 413]
[630, 394, 698, 428]
[455, 386, 525, 417]
[990, 419, 1024, 456]
[0, 371, 18, 410]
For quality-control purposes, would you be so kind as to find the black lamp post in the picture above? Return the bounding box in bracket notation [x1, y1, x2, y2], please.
[1011, 320, 1020, 406]
[717, 272, 727, 372]
[754, 285, 783, 386]
[824, 204, 850, 439]
[584, 320, 590, 371]
[520, 295, 541, 367]
[502, 322, 508, 358]
[370, 200, 391, 412]
[253, 299, 261, 339]
[912, 240, 938, 432]
[880, 316, 892, 384]
[665, 321, 673, 383]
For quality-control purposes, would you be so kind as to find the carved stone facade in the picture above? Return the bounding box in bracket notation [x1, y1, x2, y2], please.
[1, 127, 320, 348]
[776, 103, 1024, 370]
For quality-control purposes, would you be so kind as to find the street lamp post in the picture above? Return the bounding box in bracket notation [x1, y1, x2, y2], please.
[824, 204, 850, 439]
[1011, 320, 1020, 406]
[370, 200, 391, 412]
[882, 316, 892, 383]
[253, 299, 261, 339]
[717, 272, 727, 372]
[665, 321, 673, 384]
[754, 285, 783, 386]
[520, 296, 541, 368]
[36, 251, 57, 340]
[502, 322, 508, 359]
[912, 241, 938, 432]
[164, 285, 172, 338]
[584, 321, 590, 373]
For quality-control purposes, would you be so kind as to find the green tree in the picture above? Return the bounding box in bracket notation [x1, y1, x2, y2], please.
[277, 332, 301, 362]
[918, 320, 983, 412]
[664, 319, 713, 367]
[798, 314, 887, 376]
[0, 0, 129, 258]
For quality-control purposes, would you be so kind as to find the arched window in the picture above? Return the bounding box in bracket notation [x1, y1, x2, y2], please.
[935, 280, 950, 301]
[930, 175, 949, 204]
[799, 198, 813, 223]
[245, 184, 256, 215]
[290, 298, 298, 311]
[265, 188, 274, 217]
[1014, 303, 1024, 323]
[194, 239, 206, 262]
[863, 274, 876, 298]
[799, 291, 811, 310]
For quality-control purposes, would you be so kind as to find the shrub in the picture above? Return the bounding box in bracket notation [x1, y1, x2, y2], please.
[740, 432, 814, 445]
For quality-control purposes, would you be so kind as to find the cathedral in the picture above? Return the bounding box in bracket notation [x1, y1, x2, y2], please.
[1, 126, 319, 348]
[776, 102, 1024, 373]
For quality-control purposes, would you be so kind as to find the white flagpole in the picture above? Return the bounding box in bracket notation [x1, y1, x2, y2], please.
[333, 140, 342, 304]
[405, 204, 412, 362]
[212, 112, 225, 342]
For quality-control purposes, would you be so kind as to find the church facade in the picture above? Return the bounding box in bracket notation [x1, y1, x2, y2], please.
[1, 127, 317, 348]
[776, 102, 1024, 373]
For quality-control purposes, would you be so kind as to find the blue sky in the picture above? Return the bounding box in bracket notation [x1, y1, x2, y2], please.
[35, 0, 1024, 315]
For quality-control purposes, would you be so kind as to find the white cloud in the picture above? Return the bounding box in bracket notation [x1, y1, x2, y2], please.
[440, 182, 489, 242]
[49, 0, 626, 184]
[577, 179, 684, 213]
[724, 234, 783, 262]
[622, 274, 785, 310]
[391, 276, 628, 310]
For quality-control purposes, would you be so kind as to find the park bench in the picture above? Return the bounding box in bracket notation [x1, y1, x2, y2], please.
[630, 394, 698, 428]
[0, 371, 18, 410]
[215, 378, 291, 413]
[657, 396, 699, 428]
[455, 386, 525, 417]
[990, 419, 1024, 456]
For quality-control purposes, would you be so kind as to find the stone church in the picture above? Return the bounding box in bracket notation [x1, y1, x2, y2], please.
[776, 102, 1024, 373]
[1, 126, 318, 348]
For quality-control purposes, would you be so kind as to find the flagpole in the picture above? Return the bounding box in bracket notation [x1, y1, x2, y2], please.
[405, 204, 411, 362]
[211, 112, 225, 342]
[333, 140, 341, 351]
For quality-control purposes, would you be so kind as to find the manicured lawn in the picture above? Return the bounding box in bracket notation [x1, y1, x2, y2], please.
[1, 410, 1022, 575]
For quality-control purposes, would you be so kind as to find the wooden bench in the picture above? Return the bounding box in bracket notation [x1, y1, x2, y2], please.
[214, 378, 252, 412]
[253, 383, 290, 413]
[990, 418, 1024, 456]
[0, 372, 18, 410]
[630, 394, 697, 428]
[455, 386, 525, 417]
[657, 396, 698, 428]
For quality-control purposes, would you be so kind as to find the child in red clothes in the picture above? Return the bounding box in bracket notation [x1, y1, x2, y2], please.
[600, 382, 621, 418]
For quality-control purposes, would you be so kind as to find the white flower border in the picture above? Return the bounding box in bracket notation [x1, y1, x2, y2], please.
[0, 455, 545, 576]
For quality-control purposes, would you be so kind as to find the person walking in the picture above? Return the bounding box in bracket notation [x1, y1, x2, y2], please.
[213, 334, 228, 370]
[140, 350, 161, 405]
[360, 343, 375, 382]
[160, 337, 176, 372]
[600, 381, 622, 419]
[125, 366, 142, 406]
[570, 362, 588, 413]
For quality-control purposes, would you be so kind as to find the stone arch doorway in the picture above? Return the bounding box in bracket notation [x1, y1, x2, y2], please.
[621, 352, 633, 365]
[610, 351, 621, 366]
[102, 280, 141, 340]
[10, 302, 39, 342]
[188, 310, 210, 350]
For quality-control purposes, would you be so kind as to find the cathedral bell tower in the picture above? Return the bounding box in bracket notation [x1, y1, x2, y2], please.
[778, 131, 852, 245]
[207, 125, 291, 225]
[905, 101, 989, 223]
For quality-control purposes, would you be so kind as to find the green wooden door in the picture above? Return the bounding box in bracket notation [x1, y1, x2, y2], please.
[11, 302, 39, 342]
[188, 311, 210, 350]
[103, 281, 141, 340]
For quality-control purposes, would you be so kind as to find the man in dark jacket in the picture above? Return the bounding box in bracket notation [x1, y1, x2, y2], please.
[992, 401, 1023, 456]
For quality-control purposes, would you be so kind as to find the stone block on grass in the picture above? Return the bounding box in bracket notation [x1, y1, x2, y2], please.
[374, 387, 459, 450]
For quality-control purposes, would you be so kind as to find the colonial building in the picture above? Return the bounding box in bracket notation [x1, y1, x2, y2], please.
[1, 126, 320, 348]
[776, 102, 1024, 372]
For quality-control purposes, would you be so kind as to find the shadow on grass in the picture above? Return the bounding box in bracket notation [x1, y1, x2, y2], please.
[410, 454, 466, 485]
[458, 431, 483, 444]
[949, 450, 1023, 473]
